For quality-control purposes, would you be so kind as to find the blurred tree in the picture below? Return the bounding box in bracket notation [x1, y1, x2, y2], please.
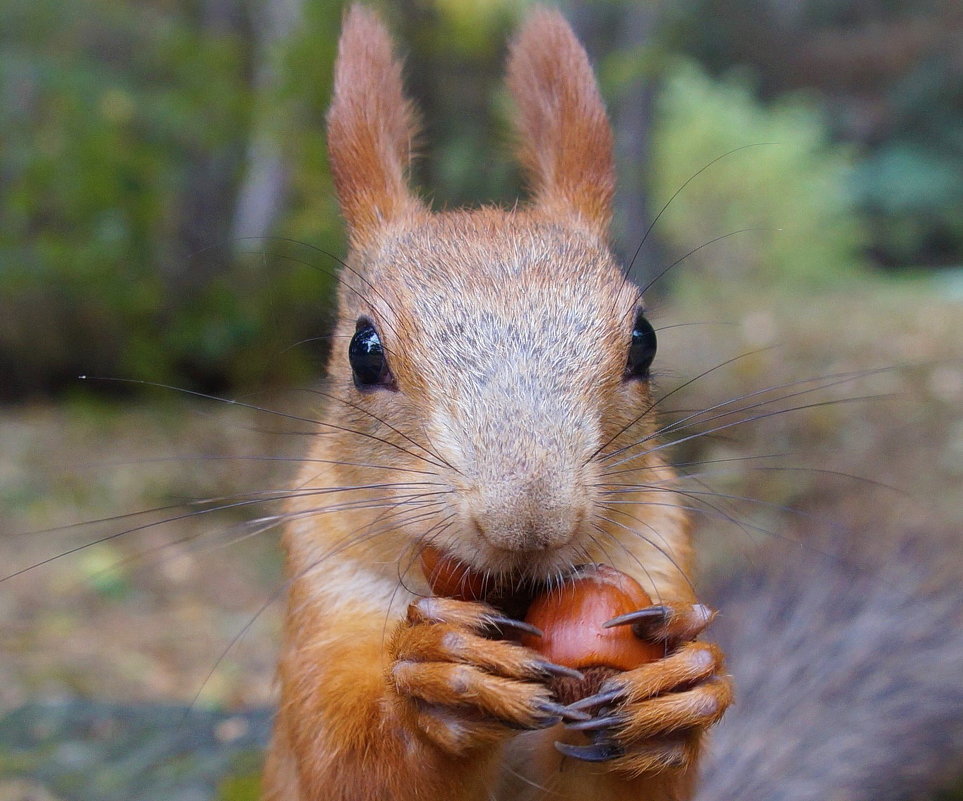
[0, 0, 343, 398]
[650, 60, 865, 293]
[1, 0, 959, 400]
[674, 0, 963, 268]
[231, 0, 306, 249]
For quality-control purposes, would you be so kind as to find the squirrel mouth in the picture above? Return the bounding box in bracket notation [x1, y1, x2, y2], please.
[419, 544, 558, 620]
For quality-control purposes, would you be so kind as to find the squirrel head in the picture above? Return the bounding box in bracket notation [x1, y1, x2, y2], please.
[319, 6, 663, 580]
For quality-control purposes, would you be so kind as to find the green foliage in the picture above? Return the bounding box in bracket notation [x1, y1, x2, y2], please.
[0, 0, 344, 398]
[670, 0, 963, 269]
[650, 61, 866, 295]
[852, 141, 963, 267]
[3, 0, 958, 399]
[216, 760, 262, 801]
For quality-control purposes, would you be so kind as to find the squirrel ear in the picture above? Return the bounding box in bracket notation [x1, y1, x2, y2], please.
[506, 7, 615, 238]
[327, 5, 422, 249]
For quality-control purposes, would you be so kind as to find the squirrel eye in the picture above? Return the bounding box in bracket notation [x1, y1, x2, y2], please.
[625, 310, 657, 381]
[349, 318, 393, 390]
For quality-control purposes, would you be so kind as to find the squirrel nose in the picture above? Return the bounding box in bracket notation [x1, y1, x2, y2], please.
[470, 477, 587, 552]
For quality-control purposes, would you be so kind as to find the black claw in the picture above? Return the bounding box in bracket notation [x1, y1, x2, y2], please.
[533, 660, 584, 681]
[486, 614, 543, 638]
[532, 715, 562, 730]
[537, 700, 591, 722]
[565, 714, 622, 732]
[554, 741, 624, 763]
[603, 605, 668, 629]
[566, 687, 624, 712]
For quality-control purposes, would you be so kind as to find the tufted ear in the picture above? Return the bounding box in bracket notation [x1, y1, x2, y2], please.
[506, 7, 615, 238]
[327, 5, 423, 249]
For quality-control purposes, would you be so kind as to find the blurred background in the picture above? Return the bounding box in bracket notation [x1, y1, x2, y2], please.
[1, 0, 961, 799]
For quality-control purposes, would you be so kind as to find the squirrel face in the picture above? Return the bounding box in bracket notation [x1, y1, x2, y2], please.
[333, 211, 651, 574]
[319, 7, 666, 580]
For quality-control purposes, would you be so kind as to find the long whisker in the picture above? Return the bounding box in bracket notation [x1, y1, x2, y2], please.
[73, 453, 442, 478]
[3, 483, 448, 582]
[79, 377, 452, 471]
[598, 365, 890, 465]
[302, 386, 459, 474]
[587, 520, 666, 603]
[593, 511, 696, 598]
[639, 227, 770, 301]
[589, 349, 773, 464]
[627, 143, 777, 281]
[602, 451, 789, 479]
[242, 236, 404, 341]
[180, 502, 445, 724]
[604, 394, 892, 473]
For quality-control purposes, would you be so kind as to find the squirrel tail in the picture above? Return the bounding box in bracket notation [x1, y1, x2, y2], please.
[697, 526, 963, 801]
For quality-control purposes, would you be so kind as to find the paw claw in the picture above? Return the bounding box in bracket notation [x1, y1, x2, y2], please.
[554, 740, 624, 762]
[565, 713, 622, 732]
[533, 660, 584, 681]
[566, 687, 624, 712]
[538, 700, 592, 722]
[606, 602, 717, 642]
[485, 614, 543, 638]
[603, 605, 668, 629]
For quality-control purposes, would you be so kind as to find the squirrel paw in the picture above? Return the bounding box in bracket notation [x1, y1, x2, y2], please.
[389, 597, 588, 755]
[557, 603, 732, 776]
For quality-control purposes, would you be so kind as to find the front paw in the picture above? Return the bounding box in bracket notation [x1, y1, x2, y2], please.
[388, 596, 586, 755]
[557, 603, 732, 776]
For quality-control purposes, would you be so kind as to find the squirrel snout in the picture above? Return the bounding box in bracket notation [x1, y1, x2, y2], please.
[445, 408, 599, 557]
[467, 478, 589, 553]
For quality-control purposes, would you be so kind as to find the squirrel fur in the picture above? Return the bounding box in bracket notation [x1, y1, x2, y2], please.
[262, 6, 963, 800]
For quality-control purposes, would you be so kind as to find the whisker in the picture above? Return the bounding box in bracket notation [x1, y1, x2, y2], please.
[301, 387, 458, 474]
[4, 484, 449, 582]
[78, 377, 453, 472]
[179, 502, 444, 724]
[590, 349, 774, 464]
[628, 143, 777, 282]
[604, 393, 893, 473]
[592, 512, 695, 599]
[602, 451, 789, 479]
[74, 453, 443, 478]
[243, 236, 404, 342]
[639, 227, 770, 302]
[598, 364, 886, 467]
[588, 520, 669, 604]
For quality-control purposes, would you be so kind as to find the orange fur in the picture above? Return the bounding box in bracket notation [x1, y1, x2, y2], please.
[262, 6, 727, 800]
[507, 7, 615, 236]
[326, 5, 424, 249]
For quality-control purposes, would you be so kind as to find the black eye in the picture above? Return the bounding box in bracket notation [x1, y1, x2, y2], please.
[625, 310, 657, 381]
[349, 318, 393, 389]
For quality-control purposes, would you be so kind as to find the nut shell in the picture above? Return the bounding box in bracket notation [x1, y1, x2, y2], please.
[521, 564, 662, 671]
[419, 546, 487, 602]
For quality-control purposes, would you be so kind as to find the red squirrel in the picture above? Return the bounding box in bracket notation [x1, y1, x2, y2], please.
[263, 7, 729, 799]
[261, 6, 963, 801]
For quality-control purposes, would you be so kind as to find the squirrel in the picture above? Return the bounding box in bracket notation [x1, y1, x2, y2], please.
[262, 6, 963, 801]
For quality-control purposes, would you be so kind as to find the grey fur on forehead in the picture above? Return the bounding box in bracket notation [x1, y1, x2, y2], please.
[343, 209, 640, 397]
[371, 211, 627, 282]
[346, 211, 639, 324]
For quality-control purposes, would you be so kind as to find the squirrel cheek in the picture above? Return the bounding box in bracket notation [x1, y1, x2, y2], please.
[521, 564, 662, 704]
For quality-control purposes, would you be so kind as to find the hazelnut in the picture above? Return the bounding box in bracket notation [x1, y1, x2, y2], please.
[419, 545, 487, 602]
[521, 564, 663, 703]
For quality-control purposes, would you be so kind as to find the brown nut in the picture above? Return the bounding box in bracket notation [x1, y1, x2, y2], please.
[419, 545, 487, 602]
[521, 564, 663, 703]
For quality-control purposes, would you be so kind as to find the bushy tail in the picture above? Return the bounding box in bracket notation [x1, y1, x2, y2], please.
[697, 527, 963, 801]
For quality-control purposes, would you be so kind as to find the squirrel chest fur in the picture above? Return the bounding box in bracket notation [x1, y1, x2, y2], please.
[262, 6, 731, 800]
